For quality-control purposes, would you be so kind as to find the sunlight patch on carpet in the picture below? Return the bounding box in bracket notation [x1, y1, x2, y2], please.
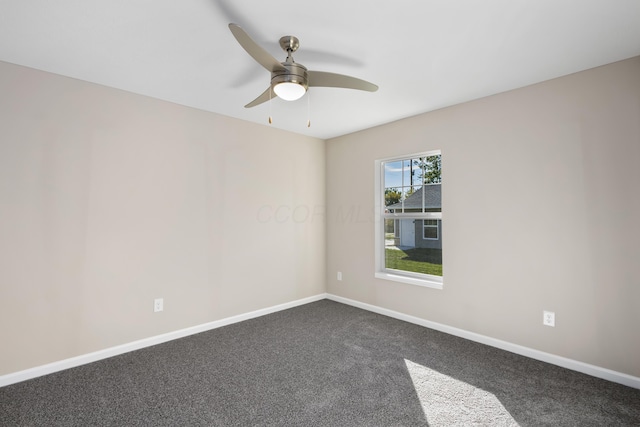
[404, 359, 519, 426]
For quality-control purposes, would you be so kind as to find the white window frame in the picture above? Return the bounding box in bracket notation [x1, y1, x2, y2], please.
[423, 219, 439, 240]
[374, 150, 443, 289]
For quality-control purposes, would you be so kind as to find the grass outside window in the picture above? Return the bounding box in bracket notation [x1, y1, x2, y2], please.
[385, 247, 442, 276]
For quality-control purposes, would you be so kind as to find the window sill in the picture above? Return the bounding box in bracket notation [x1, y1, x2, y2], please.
[375, 272, 443, 290]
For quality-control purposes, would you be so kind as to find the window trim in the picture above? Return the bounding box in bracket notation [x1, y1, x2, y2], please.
[374, 150, 443, 290]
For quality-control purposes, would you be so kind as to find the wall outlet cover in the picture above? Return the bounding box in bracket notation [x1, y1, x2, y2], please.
[543, 310, 555, 327]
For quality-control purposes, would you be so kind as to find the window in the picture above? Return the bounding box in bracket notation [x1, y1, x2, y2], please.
[423, 219, 439, 240]
[375, 151, 442, 289]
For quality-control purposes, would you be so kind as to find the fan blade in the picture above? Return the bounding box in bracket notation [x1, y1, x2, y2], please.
[308, 71, 378, 92]
[229, 23, 285, 72]
[245, 86, 276, 108]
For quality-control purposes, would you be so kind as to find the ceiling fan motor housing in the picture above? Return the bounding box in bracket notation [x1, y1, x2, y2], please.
[271, 62, 309, 90]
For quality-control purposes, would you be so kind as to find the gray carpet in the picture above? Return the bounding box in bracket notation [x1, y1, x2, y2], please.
[1, 300, 639, 426]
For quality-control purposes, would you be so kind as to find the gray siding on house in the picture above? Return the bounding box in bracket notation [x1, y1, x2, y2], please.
[414, 219, 442, 249]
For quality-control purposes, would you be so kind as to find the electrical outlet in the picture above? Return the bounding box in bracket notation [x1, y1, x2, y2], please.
[543, 310, 555, 327]
[337, 272, 342, 281]
[154, 298, 164, 313]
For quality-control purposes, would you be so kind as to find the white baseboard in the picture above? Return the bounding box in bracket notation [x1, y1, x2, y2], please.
[0, 293, 328, 388]
[326, 293, 640, 390]
[4, 293, 638, 390]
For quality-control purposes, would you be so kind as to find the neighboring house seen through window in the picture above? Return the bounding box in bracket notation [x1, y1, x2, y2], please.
[375, 151, 442, 289]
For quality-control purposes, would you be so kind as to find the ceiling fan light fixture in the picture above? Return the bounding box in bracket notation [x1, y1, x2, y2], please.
[274, 82, 306, 101]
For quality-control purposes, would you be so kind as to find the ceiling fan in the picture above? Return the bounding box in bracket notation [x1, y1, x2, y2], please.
[228, 23, 378, 108]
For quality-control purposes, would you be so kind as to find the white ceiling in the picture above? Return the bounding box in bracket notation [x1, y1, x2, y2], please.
[1, 0, 639, 139]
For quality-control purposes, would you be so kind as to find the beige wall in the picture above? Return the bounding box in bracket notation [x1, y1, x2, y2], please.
[326, 57, 640, 377]
[0, 61, 326, 375]
[2, 56, 639, 380]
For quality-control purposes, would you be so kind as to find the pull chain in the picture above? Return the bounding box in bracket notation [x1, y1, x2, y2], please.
[268, 88, 273, 124]
[306, 89, 311, 128]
